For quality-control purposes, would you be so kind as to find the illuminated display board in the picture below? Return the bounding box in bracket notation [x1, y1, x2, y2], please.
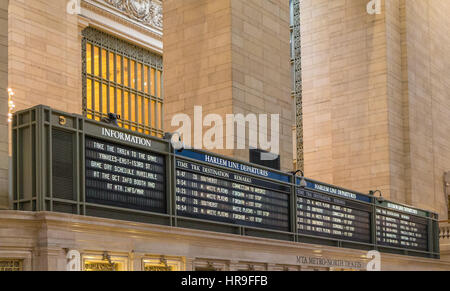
[297, 180, 432, 252]
[175, 151, 291, 231]
[11, 105, 440, 259]
[85, 137, 166, 213]
[375, 202, 429, 251]
[296, 185, 372, 243]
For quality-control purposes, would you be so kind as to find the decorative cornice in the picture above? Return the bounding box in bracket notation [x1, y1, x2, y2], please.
[103, 0, 162, 30]
[82, 0, 162, 35]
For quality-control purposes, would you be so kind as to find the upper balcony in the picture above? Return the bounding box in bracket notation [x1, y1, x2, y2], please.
[440, 220, 450, 261]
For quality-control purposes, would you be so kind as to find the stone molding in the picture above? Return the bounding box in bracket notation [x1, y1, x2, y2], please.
[87, 0, 162, 30]
[1, 210, 449, 271]
[81, 0, 163, 44]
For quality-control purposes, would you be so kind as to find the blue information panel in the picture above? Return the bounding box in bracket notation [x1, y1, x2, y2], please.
[177, 150, 290, 182]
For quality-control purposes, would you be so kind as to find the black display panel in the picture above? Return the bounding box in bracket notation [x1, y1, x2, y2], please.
[376, 207, 428, 251]
[85, 137, 166, 213]
[296, 188, 372, 243]
[175, 159, 290, 231]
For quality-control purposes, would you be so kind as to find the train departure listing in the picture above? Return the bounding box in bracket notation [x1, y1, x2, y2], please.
[175, 159, 290, 231]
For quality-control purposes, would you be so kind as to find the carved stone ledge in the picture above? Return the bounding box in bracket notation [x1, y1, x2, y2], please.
[83, 0, 163, 33]
[104, 0, 162, 29]
[80, 0, 164, 53]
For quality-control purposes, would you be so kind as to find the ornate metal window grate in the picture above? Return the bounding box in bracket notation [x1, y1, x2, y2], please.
[0, 260, 23, 271]
[82, 27, 164, 137]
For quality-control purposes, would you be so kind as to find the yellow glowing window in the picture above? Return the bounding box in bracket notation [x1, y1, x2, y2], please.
[123, 91, 129, 128]
[109, 52, 114, 81]
[109, 86, 115, 113]
[86, 43, 92, 75]
[94, 46, 100, 76]
[86, 79, 92, 119]
[137, 63, 142, 91]
[116, 55, 122, 84]
[144, 65, 149, 93]
[144, 97, 149, 126]
[94, 81, 100, 121]
[157, 102, 162, 129]
[83, 28, 163, 136]
[124, 57, 129, 87]
[131, 60, 136, 89]
[102, 49, 107, 79]
[150, 68, 156, 96]
[102, 84, 108, 114]
[157, 71, 161, 98]
[138, 96, 143, 124]
[151, 100, 156, 128]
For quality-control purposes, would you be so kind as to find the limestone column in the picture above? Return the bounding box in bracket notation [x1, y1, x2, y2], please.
[163, 0, 293, 171]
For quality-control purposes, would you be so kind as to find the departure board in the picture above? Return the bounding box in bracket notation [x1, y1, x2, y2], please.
[296, 187, 372, 243]
[175, 159, 290, 231]
[85, 137, 166, 213]
[376, 203, 429, 251]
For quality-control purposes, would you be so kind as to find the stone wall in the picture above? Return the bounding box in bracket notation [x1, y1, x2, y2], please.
[3, 0, 81, 209]
[301, 0, 390, 194]
[402, 0, 450, 217]
[230, 0, 292, 170]
[8, 0, 82, 114]
[163, 0, 235, 157]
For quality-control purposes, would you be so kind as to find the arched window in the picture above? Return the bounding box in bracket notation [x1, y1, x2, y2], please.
[82, 27, 163, 137]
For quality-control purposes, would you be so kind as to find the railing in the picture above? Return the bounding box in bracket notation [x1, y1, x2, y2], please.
[440, 221, 450, 240]
[439, 221, 450, 260]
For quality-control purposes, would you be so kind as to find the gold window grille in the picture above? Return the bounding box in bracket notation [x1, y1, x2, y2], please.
[82, 27, 164, 137]
[0, 260, 23, 271]
[84, 262, 119, 271]
[82, 253, 127, 271]
[142, 256, 183, 271]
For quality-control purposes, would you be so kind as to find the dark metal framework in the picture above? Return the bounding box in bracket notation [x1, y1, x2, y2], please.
[11, 106, 440, 259]
[291, 0, 304, 171]
[82, 27, 164, 137]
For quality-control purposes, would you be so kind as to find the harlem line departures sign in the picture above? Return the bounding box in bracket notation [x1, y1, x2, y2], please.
[11, 106, 440, 259]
